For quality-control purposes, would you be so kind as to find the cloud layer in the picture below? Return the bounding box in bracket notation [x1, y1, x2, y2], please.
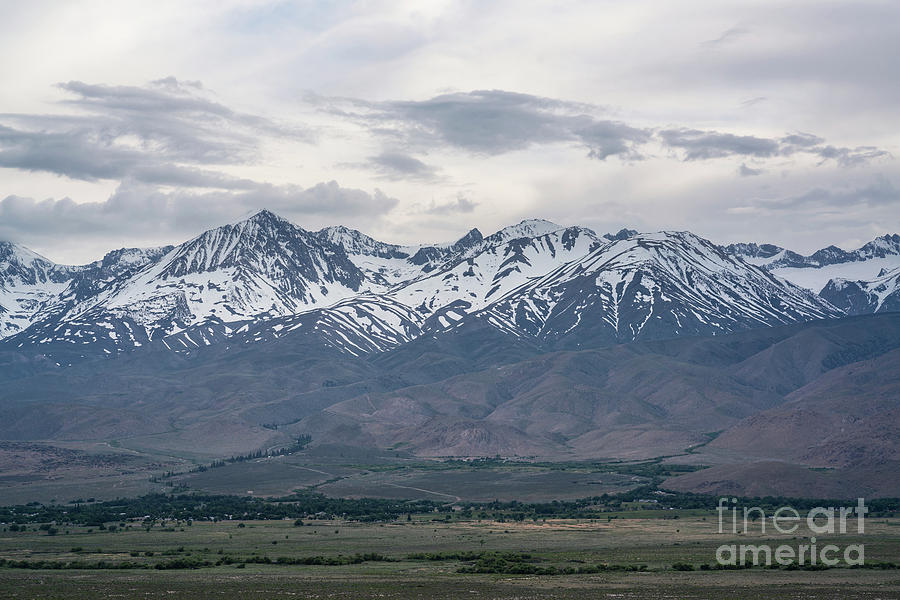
[2, 80, 895, 261]
[320, 90, 651, 160]
[318, 89, 890, 170]
[0, 1, 898, 260]
[0, 78, 310, 187]
[0, 180, 398, 258]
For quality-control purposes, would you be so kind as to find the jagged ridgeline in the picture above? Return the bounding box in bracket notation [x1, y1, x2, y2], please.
[4, 210, 895, 363]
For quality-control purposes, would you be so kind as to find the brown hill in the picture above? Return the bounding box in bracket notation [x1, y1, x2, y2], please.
[297, 315, 900, 461]
[2, 313, 899, 499]
[702, 347, 900, 467]
[663, 460, 900, 498]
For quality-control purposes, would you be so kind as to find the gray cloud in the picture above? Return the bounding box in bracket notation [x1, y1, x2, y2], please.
[319, 90, 886, 169]
[422, 195, 478, 216]
[702, 26, 750, 48]
[577, 120, 652, 160]
[740, 96, 767, 107]
[739, 163, 763, 177]
[722, 176, 900, 223]
[660, 127, 890, 166]
[779, 133, 824, 148]
[57, 79, 303, 143]
[773, 177, 900, 211]
[0, 123, 155, 181]
[150, 76, 204, 92]
[320, 90, 651, 160]
[367, 151, 441, 181]
[0, 78, 312, 187]
[660, 128, 780, 160]
[815, 145, 891, 168]
[0, 123, 263, 188]
[0, 180, 398, 261]
[3, 77, 889, 206]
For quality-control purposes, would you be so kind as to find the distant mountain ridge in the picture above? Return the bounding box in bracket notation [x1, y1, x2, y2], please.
[726, 234, 900, 295]
[0, 241, 173, 340]
[481, 231, 839, 347]
[725, 234, 900, 270]
[1, 211, 893, 364]
[820, 266, 900, 315]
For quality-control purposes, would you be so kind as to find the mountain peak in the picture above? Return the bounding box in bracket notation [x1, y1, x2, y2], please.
[0, 240, 51, 264]
[490, 219, 561, 243]
[243, 208, 288, 227]
[452, 227, 484, 249]
[0, 242, 62, 284]
[315, 225, 410, 259]
[517, 218, 558, 227]
[603, 228, 638, 242]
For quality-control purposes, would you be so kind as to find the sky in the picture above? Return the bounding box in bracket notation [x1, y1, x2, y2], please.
[0, 0, 898, 264]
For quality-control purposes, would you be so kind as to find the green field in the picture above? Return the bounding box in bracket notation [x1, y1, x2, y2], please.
[1, 511, 899, 599]
[0, 443, 667, 505]
[157, 451, 672, 503]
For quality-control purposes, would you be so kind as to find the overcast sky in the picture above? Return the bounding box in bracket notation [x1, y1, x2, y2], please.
[1, 0, 898, 264]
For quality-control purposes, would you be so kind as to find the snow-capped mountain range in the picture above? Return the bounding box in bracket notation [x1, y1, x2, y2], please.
[726, 234, 900, 292]
[1, 210, 896, 361]
[0, 241, 172, 340]
[482, 231, 839, 347]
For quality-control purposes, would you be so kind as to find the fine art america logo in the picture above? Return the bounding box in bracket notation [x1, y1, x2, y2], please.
[715, 497, 867, 567]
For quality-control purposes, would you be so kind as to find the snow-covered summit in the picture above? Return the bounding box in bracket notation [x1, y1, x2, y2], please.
[0, 241, 80, 338]
[487, 219, 562, 244]
[315, 225, 411, 259]
[482, 230, 840, 345]
[820, 265, 900, 315]
[603, 228, 638, 242]
[91, 209, 366, 331]
[0, 241, 72, 287]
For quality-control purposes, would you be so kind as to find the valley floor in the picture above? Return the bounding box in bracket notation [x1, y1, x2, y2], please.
[3, 569, 900, 600]
[1, 516, 898, 599]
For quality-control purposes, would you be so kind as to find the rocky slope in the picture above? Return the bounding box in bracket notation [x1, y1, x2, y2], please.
[819, 266, 900, 315]
[481, 231, 840, 348]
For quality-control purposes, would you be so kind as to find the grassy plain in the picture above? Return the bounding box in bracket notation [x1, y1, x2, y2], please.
[1, 513, 898, 599]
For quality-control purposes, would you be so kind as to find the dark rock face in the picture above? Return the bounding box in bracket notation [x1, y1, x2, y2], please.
[820, 267, 900, 316]
[820, 279, 877, 315]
